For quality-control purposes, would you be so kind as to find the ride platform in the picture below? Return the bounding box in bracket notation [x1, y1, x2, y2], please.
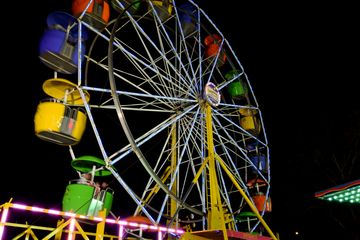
[181, 229, 272, 240]
[0, 200, 184, 240]
[0, 199, 275, 240]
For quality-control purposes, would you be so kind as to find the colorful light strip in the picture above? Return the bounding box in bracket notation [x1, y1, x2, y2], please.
[1, 202, 184, 240]
[315, 179, 360, 204]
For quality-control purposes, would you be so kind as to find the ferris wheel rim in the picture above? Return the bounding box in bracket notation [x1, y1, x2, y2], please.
[79, 0, 271, 232]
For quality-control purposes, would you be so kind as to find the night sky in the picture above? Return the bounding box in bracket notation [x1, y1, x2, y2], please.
[2, 1, 359, 239]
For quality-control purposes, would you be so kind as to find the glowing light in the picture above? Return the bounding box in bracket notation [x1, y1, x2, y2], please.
[48, 209, 61, 215]
[128, 222, 139, 228]
[12, 203, 27, 210]
[67, 218, 76, 240]
[1, 202, 185, 239]
[64, 212, 76, 217]
[32, 207, 44, 212]
[93, 216, 103, 222]
[315, 179, 360, 204]
[149, 225, 159, 231]
[117, 220, 127, 225]
[159, 226, 168, 232]
[106, 219, 116, 224]
[140, 224, 149, 229]
[118, 225, 124, 240]
[0, 207, 9, 239]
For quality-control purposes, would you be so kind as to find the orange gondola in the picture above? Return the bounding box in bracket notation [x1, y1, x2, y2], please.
[204, 34, 226, 67]
[72, 0, 110, 30]
[252, 193, 272, 213]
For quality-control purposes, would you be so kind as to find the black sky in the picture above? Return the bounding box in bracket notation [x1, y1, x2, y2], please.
[2, 1, 359, 239]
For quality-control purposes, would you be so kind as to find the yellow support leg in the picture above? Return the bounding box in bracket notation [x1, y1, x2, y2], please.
[96, 210, 106, 240]
[215, 154, 278, 240]
[204, 104, 228, 240]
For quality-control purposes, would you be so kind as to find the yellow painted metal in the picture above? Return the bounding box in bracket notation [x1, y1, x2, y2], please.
[135, 166, 171, 215]
[204, 104, 228, 240]
[34, 100, 65, 133]
[180, 232, 211, 240]
[169, 124, 178, 228]
[73, 219, 91, 240]
[192, 157, 209, 184]
[240, 116, 261, 135]
[149, 166, 171, 196]
[133, 126, 179, 230]
[96, 210, 106, 240]
[43, 217, 74, 240]
[238, 108, 258, 117]
[42, 78, 90, 105]
[13, 228, 38, 240]
[185, 104, 277, 239]
[55, 219, 64, 240]
[151, 0, 173, 16]
[214, 154, 278, 240]
[34, 100, 87, 141]
[239, 107, 261, 135]
[0, 202, 117, 240]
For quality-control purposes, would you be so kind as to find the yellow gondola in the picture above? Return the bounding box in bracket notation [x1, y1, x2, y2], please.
[34, 78, 90, 145]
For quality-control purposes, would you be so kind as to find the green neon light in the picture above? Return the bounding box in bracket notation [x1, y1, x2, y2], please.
[319, 186, 360, 204]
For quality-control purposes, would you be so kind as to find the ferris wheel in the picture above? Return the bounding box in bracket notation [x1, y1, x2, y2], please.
[35, 0, 276, 239]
